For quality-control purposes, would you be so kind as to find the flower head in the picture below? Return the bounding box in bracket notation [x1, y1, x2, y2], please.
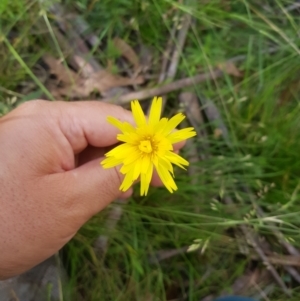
[101, 97, 196, 195]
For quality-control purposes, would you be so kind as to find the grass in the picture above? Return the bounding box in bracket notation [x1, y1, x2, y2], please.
[2, 0, 300, 300]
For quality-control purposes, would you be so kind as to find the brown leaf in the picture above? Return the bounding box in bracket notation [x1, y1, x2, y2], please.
[43, 55, 78, 84]
[43, 54, 144, 99]
[73, 55, 97, 77]
[113, 37, 140, 72]
[218, 61, 242, 77]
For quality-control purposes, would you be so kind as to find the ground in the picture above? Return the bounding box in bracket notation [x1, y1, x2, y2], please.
[1, 0, 300, 300]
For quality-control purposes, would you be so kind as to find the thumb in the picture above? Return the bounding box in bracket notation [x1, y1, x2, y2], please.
[57, 158, 131, 225]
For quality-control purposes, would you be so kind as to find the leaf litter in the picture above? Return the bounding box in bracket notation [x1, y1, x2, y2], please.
[43, 54, 144, 99]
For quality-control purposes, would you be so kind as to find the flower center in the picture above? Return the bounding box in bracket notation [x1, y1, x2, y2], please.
[139, 140, 153, 153]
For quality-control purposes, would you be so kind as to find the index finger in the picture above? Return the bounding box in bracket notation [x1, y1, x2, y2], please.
[55, 101, 134, 153]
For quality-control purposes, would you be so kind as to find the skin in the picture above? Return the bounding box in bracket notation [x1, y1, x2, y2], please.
[0, 100, 184, 280]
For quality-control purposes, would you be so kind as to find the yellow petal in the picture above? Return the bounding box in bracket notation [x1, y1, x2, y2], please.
[122, 122, 136, 133]
[167, 127, 196, 144]
[136, 125, 154, 137]
[162, 113, 185, 135]
[123, 150, 141, 165]
[158, 157, 174, 174]
[148, 97, 162, 126]
[165, 151, 189, 169]
[131, 100, 146, 127]
[156, 136, 173, 151]
[107, 116, 135, 134]
[152, 154, 159, 167]
[115, 146, 137, 159]
[117, 133, 140, 144]
[107, 116, 124, 132]
[141, 155, 151, 174]
[154, 117, 168, 132]
[133, 158, 142, 180]
[140, 173, 147, 196]
[140, 163, 153, 196]
[156, 164, 177, 193]
[120, 168, 135, 192]
[120, 162, 135, 174]
[105, 143, 135, 158]
[101, 156, 123, 168]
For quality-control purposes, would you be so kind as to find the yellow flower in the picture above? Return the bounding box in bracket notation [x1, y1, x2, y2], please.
[101, 97, 196, 196]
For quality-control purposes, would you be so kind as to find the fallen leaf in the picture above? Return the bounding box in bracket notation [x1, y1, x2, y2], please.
[44, 55, 78, 84]
[73, 55, 97, 77]
[43, 55, 144, 99]
[218, 61, 242, 77]
[113, 37, 140, 72]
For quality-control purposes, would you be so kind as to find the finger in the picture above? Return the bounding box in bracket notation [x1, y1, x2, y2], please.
[120, 187, 133, 199]
[150, 168, 161, 187]
[173, 140, 186, 150]
[57, 158, 130, 224]
[55, 101, 134, 153]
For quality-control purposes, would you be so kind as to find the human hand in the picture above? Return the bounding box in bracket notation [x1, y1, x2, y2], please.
[0, 100, 184, 279]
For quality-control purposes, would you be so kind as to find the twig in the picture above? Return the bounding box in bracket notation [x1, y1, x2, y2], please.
[147, 10, 192, 116]
[251, 253, 300, 268]
[150, 12, 180, 115]
[179, 92, 208, 182]
[148, 246, 188, 264]
[159, 11, 193, 115]
[149, 243, 300, 268]
[102, 44, 283, 104]
[166, 13, 192, 80]
[161, 12, 192, 111]
[102, 68, 223, 104]
[158, 15, 179, 83]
